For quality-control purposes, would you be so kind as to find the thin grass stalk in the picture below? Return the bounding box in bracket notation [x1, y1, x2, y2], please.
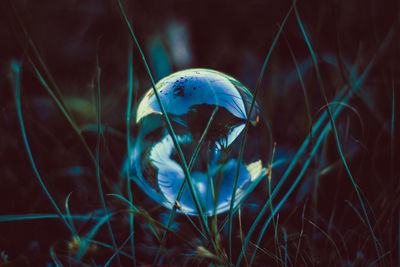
[152, 106, 219, 264]
[126, 45, 136, 266]
[247, 119, 330, 267]
[50, 246, 63, 267]
[238, 8, 398, 266]
[10, 61, 76, 237]
[65, 193, 78, 237]
[115, 0, 213, 245]
[227, 5, 294, 262]
[237, 84, 365, 266]
[94, 56, 120, 265]
[77, 212, 114, 259]
[11, 6, 75, 121]
[293, 3, 382, 259]
[28, 59, 98, 165]
[104, 231, 134, 267]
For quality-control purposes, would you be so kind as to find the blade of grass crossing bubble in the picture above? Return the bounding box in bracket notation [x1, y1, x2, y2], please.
[293, 2, 381, 258]
[10, 61, 76, 237]
[94, 57, 120, 265]
[152, 107, 219, 265]
[227, 5, 294, 262]
[126, 45, 136, 266]
[115, 0, 212, 243]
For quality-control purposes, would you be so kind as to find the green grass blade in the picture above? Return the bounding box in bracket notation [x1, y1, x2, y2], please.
[391, 81, 395, 182]
[126, 45, 136, 267]
[94, 58, 120, 264]
[152, 106, 219, 265]
[246, 121, 329, 267]
[104, 231, 134, 267]
[308, 220, 342, 260]
[344, 200, 366, 226]
[9, 61, 75, 237]
[115, 0, 213, 245]
[28, 58, 97, 164]
[86, 239, 134, 260]
[283, 33, 313, 137]
[50, 245, 63, 267]
[0, 214, 104, 222]
[11, 7, 74, 120]
[227, 5, 294, 263]
[293, 2, 381, 258]
[65, 193, 78, 236]
[77, 212, 114, 260]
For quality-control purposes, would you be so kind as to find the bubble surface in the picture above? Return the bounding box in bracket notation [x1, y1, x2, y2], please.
[128, 69, 270, 215]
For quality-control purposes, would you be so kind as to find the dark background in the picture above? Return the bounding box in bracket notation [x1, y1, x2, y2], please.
[0, 0, 400, 266]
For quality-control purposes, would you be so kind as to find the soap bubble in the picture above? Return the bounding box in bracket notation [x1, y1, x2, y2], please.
[128, 69, 270, 215]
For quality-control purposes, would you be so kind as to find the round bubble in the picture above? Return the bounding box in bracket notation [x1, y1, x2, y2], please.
[127, 69, 270, 215]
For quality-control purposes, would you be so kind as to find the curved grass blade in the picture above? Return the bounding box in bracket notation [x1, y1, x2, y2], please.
[65, 193, 78, 236]
[308, 220, 342, 260]
[50, 245, 63, 267]
[9, 61, 76, 237]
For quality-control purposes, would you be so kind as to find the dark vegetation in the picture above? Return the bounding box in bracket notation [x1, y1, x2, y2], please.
[0, 0, 400, 266]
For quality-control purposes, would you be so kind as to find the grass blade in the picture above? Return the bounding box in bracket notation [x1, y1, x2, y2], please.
[227, 5, 294, 262]
[94, 54, 120, 264]
[115, 0, 213, 246]
[9, 61, 76, 237]
[293, 2, 381, 258]
[126, 44, 137, 267]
